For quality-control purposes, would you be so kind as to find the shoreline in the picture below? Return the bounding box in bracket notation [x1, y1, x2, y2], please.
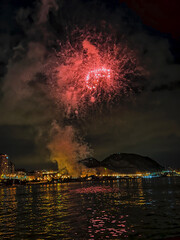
[0, 175, 179, 187]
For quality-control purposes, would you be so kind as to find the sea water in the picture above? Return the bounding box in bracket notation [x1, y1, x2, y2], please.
[0, 177, 180, 239]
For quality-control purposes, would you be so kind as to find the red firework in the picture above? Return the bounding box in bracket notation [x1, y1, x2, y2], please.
[85, 68, 112, 90]
[47, 31, 145, 117]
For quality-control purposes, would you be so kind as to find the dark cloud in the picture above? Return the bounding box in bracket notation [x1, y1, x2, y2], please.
[0, 0, 180, 170]
[152, 81, 180, 92]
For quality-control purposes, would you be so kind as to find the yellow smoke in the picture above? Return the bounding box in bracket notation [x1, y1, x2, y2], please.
[48, 121, 92, 177]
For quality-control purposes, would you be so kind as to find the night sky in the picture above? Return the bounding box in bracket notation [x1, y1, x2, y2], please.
[0, 0, 180, 170]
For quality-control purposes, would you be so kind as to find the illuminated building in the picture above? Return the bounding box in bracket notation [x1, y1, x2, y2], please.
[33, 170, 59, 181]
[0, 154, 15, 175]
[0, 154, 9, 174]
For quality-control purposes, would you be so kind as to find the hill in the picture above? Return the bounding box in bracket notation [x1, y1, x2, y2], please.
[101, 153, 163, 173]
[79, 153, 163, 174]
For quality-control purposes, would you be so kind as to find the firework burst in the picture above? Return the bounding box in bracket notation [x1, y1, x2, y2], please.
[48, 30, 145, 117]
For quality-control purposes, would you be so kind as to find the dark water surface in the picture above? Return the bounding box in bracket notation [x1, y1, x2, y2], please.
[0, 177, 180, 240]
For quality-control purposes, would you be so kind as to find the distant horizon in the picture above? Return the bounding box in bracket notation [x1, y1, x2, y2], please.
[5, 152, 180, 172]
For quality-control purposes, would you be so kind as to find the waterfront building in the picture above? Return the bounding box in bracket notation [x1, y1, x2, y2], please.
[0, 154, 9, 175]
[0, 154, 15, 176]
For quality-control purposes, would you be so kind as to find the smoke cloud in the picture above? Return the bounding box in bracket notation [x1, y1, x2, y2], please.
[47, 121, 92, 176]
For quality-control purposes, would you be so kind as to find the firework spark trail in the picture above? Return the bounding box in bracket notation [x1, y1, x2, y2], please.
[48, 31, 144, 117]
[85, 68, 112, 90]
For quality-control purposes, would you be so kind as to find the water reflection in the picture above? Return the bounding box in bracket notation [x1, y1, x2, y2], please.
[0, 178, 180, 239]
[0, 187, 17, 238]
[88, 210, 129, 239]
